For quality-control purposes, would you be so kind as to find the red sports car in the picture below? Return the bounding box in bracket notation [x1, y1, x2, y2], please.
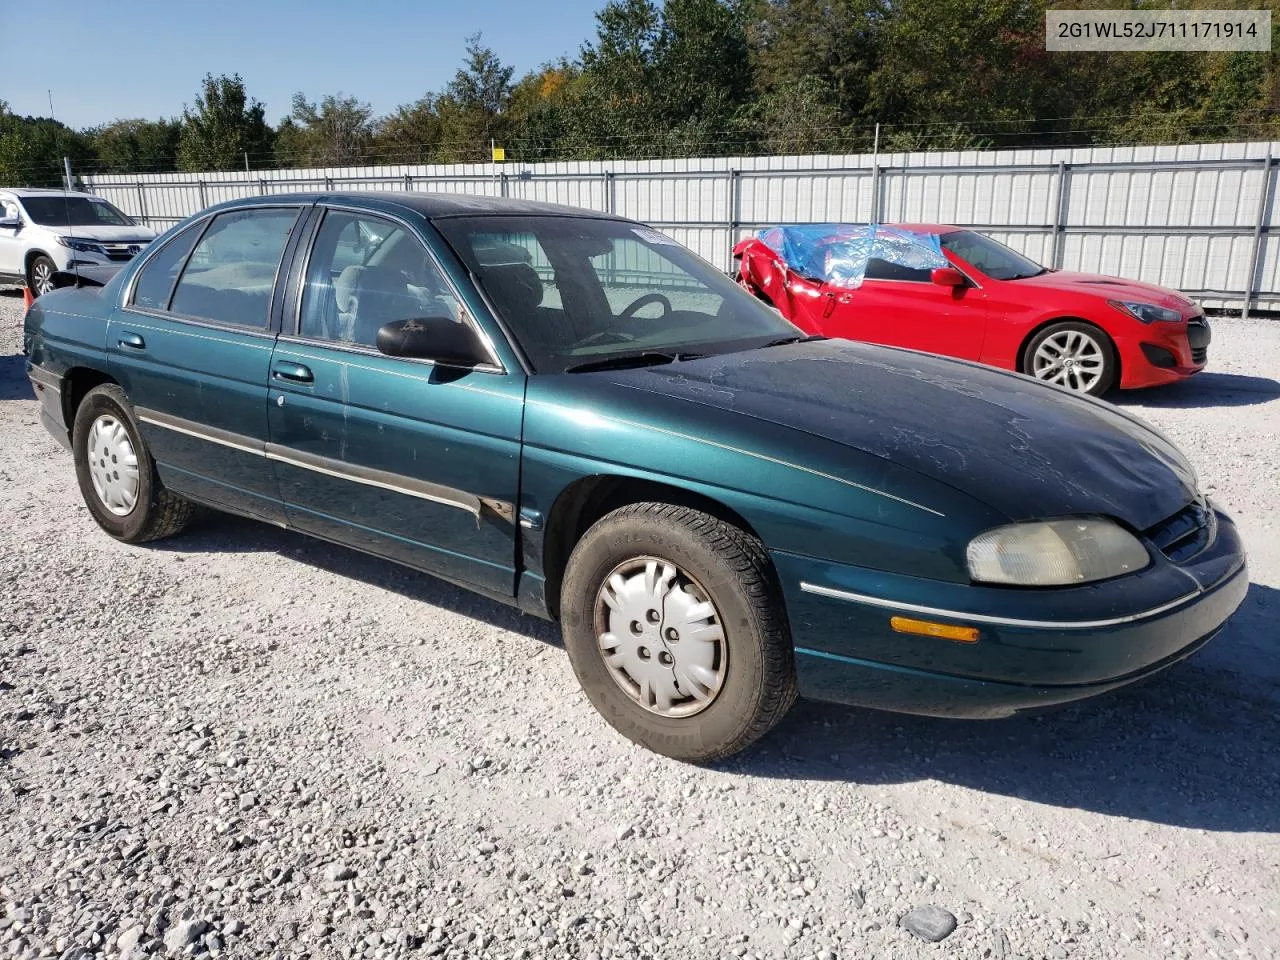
[733, 224, 1210, 395]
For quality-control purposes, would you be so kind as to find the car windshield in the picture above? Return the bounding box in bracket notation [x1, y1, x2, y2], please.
[21, 196, 136, 228]
[939, 230, 1046, 280]
[435, 215, 802, 373]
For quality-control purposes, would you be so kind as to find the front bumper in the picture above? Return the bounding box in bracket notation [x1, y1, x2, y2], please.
[774, 508, 1247, 718]
[1118, 316, 1210, 389]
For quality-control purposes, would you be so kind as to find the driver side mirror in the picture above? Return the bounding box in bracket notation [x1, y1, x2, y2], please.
[0, 216, 20, 230]
[930, 267, 966, 287]
[376, 316, 492, 367]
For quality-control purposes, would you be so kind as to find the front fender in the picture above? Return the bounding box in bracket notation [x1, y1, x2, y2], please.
[520, 377, 1005, 586]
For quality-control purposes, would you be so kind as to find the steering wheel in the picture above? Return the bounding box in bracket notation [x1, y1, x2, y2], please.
[619, 292, 673, 319]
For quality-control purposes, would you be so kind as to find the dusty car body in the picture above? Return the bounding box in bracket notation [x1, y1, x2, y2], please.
[23, 194, 1247, 761]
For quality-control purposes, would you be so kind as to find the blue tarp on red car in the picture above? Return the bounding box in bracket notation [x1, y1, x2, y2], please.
[755, 224, 947, 289]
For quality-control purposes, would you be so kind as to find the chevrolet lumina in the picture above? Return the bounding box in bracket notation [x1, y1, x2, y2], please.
[22, 194, 1247, 762]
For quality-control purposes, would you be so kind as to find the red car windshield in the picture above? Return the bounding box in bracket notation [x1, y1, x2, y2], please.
[940, 230, 1047, 281]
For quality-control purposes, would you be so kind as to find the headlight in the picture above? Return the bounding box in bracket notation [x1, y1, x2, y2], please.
[1108, 299, 1182, 324]
[56, 236, 102, 253]
[966, 517, 1150, 586]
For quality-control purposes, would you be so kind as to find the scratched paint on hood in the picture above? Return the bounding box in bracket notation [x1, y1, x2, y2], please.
[600, 338, 1197, 530]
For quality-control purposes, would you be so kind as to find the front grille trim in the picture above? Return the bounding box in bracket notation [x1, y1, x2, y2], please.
[1144, 500, 1215, 563]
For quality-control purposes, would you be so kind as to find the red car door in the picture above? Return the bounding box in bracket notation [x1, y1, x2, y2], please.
[820, 257, 990, 361]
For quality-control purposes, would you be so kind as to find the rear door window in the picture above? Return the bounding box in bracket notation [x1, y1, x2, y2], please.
[130, 221, 204, 311]
[169, 208, 300, 328]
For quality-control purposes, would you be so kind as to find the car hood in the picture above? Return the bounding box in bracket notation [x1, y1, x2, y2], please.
[1008, 270, 1197, 312]
[49, 224, 155, 243]
[600, 339, 1197, 530]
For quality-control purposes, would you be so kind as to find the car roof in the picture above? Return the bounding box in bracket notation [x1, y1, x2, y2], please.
[0, 187, 103, 198]
[212, 190, 627, 222]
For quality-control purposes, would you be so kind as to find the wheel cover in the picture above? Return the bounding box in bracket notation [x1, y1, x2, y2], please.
[86, 414, 140, 516]
[32, 260, 54, 296]
[1032, 329, 1105, 392]
[593, 556, 727, 718]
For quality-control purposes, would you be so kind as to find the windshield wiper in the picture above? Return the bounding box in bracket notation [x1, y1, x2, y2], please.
[760, 334, 826, 348]
[564, 350, 703, 373]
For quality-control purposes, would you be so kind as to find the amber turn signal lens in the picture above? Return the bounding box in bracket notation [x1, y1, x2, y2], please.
[890, 616, 979, 643]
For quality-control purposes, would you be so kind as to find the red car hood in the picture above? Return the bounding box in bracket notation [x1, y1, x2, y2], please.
[1008, 270, 1198, 312]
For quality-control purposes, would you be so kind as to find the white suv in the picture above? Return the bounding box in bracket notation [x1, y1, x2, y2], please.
[0, 188, 157, 295]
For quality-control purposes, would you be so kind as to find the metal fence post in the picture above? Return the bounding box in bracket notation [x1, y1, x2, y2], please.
[198, 180, 207, 209]
[870, 163, 881, 223]
[500, 172, 508, 198]
[1051, 161, 1069, 269]
[404, 173, 412, 192]
[1242, 152, 1273, 321]
[259, 178, 267, 197]
[136, 181, 149, 229]
[727, 168, 741, 272]
[605, 171, 615, 214]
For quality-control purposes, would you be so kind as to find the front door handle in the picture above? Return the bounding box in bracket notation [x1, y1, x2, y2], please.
[272, 362, 314, 384]
[117, 332, 146, 350]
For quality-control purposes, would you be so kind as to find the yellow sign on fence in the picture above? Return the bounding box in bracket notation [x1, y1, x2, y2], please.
[491, 146, 506, 162]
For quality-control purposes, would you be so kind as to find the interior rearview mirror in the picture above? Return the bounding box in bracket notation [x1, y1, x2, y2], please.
[930, 267, 966, 287]
[376, 316, 492, 367]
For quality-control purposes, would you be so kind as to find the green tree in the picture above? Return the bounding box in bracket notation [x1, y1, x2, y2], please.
[734, 75, 847, 154]
[0, 102, 96, 187]
[434, 34, 515, 160]
[372, 96, 443, 164]
[91, 118, 182, 173]
[750, 0, 884, 128]
[278, 93, 374, 167]
[507, 62, 583, 161]
[178, 74, 273, 172]
[570, 0, 756, 157]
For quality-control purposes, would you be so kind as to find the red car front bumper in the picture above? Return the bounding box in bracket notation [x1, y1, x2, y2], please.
[1115, 315, 1210, 389]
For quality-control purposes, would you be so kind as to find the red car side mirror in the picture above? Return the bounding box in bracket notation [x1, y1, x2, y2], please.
[931, 267, 966, 287]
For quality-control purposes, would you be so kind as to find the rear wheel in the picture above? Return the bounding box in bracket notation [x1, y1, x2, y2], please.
[560, 502, 797, 762]
[1023, 320, 1116, 396]
[27, 255, 56, 297]
[72, 384, 194, 543]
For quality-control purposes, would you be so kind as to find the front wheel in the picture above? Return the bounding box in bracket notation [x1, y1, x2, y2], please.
[560, 502, 797, 762]
[28, 255, 57, 297]
[1023, 321, 1117, 396]
[72, 384, 195, 543]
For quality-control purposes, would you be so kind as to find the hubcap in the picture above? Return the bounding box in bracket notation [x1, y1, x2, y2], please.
[86, 415, 140, 516]
[594, 557, 727, 718]
[1032, 330, 1104, 392]
[32, 260, 55, 296]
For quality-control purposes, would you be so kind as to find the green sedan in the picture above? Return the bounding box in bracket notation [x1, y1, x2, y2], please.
[22, 193, 1248, 761]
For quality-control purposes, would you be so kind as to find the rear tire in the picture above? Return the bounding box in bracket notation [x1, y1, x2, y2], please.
[560, 502, 797, 762]
[1022, 320, 1117, 396]
[27, 255, 56, 297]
[72, 384, 194, 543]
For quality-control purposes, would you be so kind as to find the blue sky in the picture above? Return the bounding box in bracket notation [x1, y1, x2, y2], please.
[3, 0, 606, 129]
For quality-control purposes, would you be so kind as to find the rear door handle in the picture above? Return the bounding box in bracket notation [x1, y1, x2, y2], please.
[117, 332, 145, 350]
[272, 362, 314, 384]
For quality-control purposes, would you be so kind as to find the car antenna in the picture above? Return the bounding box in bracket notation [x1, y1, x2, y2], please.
[48, 89, 79, 289]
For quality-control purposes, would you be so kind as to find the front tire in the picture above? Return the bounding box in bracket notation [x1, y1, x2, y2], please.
[560, 502, 797, 762]
[1023, 320, 1117, 396]
[28, 255, 56, 297]
[72, 384, 194, 543]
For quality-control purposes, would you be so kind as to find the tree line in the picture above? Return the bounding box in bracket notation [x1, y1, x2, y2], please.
[3, 0, 1278, 186]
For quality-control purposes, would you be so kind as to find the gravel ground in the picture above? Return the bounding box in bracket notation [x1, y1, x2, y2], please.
[1, 288, 1278, 960]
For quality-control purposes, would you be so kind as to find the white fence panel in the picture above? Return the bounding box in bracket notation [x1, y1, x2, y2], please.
[83, 140, 1280, 314]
